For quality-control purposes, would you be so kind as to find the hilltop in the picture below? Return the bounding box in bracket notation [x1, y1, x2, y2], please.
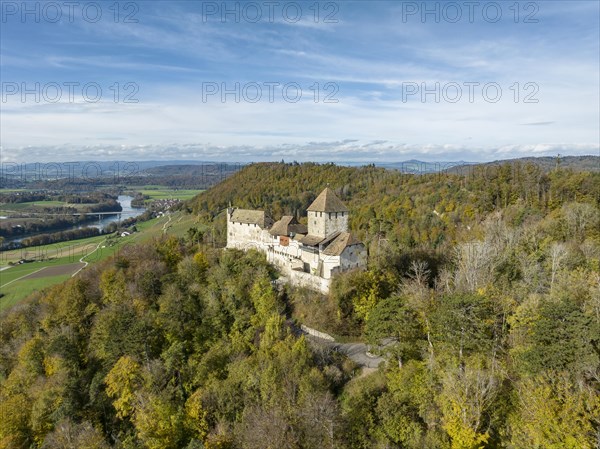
[447, 155, 599, 174]
[191, 160, 600, 250]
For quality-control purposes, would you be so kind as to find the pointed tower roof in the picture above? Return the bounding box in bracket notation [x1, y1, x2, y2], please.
[306, 187, 348, 213]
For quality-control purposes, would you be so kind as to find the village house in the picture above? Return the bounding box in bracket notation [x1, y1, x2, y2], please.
[226, 187, 367, 293]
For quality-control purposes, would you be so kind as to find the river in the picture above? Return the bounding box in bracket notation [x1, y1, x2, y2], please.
[86, 195, 146, 230]
[1, 195, 146, 245]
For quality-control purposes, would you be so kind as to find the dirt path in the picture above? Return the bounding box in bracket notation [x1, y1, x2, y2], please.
[71, 240, 104, 277]
[294, 323, 386, 369]
[315, 340, 385, 369]
[162, 213, 172, 233]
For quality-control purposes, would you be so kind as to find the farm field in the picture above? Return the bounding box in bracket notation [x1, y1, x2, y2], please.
[0, 200, 66, 210]
[131, 186, 204, 201]
[0, 200, 99, 211]
[0, 256, 83, 310]
[0, 211, 204, 311]
[0, 234, 107, 266]
[0, 274, 73, 310]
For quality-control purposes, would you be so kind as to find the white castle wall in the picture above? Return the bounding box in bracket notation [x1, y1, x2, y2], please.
[300, 324, 335, 341]
[282, 268, 331, 294]
[226, 217, 272, 250]
[226, 207, 365, 294]
[320, 253, 342, 279]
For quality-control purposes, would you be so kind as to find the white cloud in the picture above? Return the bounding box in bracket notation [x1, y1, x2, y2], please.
[2, 141, 598, 164]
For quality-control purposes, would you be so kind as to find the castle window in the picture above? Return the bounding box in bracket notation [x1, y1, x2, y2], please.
[335, 212, 338, 218]
[320, 212, 322, 217]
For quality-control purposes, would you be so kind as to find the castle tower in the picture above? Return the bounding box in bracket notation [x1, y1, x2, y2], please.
[306, 187, 349, 238]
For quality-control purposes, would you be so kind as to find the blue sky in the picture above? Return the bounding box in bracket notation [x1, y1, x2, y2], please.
[1, 0, 599, 163]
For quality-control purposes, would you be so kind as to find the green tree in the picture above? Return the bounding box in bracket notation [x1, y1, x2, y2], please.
[364, 295, 426, 367]
[513, 297, 599, 375]
[133, 391, 187, 449]
[250, 276, 281, 329]
[340, 371, 386, 449]
[375, 361, 436, 449]
[430, 294, 498, 363]
[156, 236, 184, 270]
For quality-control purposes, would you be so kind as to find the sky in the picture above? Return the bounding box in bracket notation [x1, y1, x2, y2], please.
[1, 0, 599, 163]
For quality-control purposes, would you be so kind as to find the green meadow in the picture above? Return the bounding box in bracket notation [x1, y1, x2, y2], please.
[133, 186, 204, 201]
[0, 211, 205, 311]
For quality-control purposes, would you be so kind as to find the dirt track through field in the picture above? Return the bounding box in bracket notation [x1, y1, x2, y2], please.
[23, 263, 85, 279]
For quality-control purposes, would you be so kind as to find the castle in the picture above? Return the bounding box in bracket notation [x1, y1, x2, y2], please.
[226, 187, 367, 293]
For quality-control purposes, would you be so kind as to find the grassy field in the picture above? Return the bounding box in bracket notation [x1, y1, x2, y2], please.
[0, 274, 73, 310]
[0, 211, 204, 311]
[0, 200, 65, 210]
[0, 235, 107, 266]
[131, 186, 204, 201]
[0, 257, 77, 283]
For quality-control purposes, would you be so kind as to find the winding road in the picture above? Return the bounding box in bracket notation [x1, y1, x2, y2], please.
[71, 240, 105, 277]
[296, 324, 386, 369]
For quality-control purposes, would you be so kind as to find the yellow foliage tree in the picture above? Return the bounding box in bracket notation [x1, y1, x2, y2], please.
[105, 356, 142, 419]
[438, 367, 496, 449]
[507, 372, 600, 449]
[185, 389, 209, 442]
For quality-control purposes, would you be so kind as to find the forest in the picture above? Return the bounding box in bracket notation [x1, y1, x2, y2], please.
[0, 160, 599, 448]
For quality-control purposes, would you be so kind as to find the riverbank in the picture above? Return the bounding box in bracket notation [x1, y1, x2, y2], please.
[0, 195, 146, 249]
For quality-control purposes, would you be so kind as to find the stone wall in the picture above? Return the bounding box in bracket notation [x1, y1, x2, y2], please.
[300, 324, 335, 341]
[227, 220, 272, 250]
[320, 253, 341, 279]
[286, 269, 331, 294]
[340, 244, 368, 271]
[307, 210, 348, 238]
